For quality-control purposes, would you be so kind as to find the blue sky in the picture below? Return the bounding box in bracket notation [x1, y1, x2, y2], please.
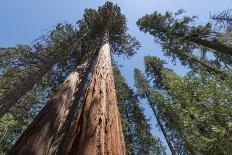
[0, 0, 231, 154]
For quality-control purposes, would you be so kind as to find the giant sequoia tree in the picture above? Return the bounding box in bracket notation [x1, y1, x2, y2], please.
[9, 2, 140, 154]
[9, 60, 92, 154]
[63, 33, 126, 154]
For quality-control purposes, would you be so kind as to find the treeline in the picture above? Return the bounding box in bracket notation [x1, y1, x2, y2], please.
[0, 1, 231, 155]
[134, 9, 232, 154]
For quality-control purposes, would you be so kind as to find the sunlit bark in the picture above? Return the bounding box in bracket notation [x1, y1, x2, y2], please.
[9, 60, 89, 155]
[64, 37, 126, 155]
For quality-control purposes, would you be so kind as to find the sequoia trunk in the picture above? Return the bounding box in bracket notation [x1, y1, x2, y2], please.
[9, 60, 90, 155]
[64, 36, 126, 155]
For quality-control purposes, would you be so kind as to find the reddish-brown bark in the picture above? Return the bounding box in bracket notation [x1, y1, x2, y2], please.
[9, 61, 89, 155]
[64, 42, 126, 155]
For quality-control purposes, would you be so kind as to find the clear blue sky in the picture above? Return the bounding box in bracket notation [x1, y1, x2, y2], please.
[0, 0, 231, 154]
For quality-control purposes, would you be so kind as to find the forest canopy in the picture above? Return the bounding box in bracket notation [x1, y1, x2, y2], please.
[0, 1, 231, 155]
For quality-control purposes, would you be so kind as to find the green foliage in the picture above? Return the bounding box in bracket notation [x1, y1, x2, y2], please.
[0, 2, 140, 154]
[113, 66, 166, 155]
[0, 113, 17, 154]
[136, 10, 232, 153]
[34, 23, 80, 63]
[142, 55, 232, 154]
[134, 68, 189, 154]
[78, 1, 140, 57]
[0, 23, 81, 99]
[0, 24, 82, 154]
[137, 10, 232, 75]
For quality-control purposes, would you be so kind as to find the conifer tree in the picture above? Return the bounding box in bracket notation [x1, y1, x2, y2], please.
[0, 24, 85, 118]
[143, 55, 232, 154]
[137, 10, 232, 77]
[8, 29, 98, 155]
[114, 67, 166, 154]
[62, 33, 126, 154]
[10, 2, 140, 154]
[9, 59, 92, 155]
[0, 46, 83, 154]
[134, 68, 177, 155]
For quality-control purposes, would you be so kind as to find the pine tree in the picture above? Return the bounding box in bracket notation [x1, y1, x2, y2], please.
[144, 55, 232, 154]
[0, 24, 84, 118]
[134, 68, 177, 155]
[114, 67, 166, 154]
[137, 10, 232, 77]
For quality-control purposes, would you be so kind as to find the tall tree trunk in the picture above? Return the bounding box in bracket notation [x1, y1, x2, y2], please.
[180, 51, 228, 79]
[164, 45, 228, 78]
[147, 100, 176, 155]
[172, 30, 232, 56]
[189, 37, 232, 56]
[9, 60, 90, 155]
[0, 33, 87, 118]
[63, 34, 126, 155]
[0, 63, 53, 118]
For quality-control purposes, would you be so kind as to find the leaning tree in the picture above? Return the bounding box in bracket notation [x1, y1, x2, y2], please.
[143, 55, 232, 154]
[134, 68, 177, 155]
[114, 66, 165, 154]
[137, 10, 232, 78]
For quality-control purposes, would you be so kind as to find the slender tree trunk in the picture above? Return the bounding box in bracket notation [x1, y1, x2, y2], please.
[9, 60, 90, 155]
[160, 79, 201, 155]
[162, 107, 196, 155]
[147, 100, 176, 155]
[63, 34, 126, 155]
[0, 33, 88, 118]
[182, 52, 226, 77]
[164, 45, 227, 78]
[172, 30, 232, 56]
[189, 37, 232, 56]
[125, 111, 135, 155]
[0, 63, 53, 118]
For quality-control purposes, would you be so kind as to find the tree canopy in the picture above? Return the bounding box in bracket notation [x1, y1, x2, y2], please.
[0, 2, 231, 155]
[137, 10, 232, 78]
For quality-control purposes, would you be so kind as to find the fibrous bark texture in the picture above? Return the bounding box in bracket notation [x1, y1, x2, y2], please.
[9, 61, 89, 155]
[66, 42, 126, 155]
